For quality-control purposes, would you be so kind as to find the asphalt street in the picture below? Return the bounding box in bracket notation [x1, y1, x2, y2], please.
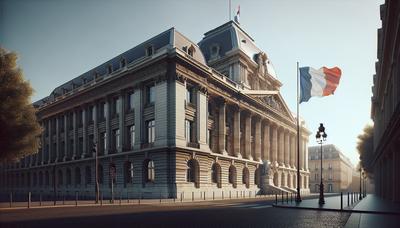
[0, 197, 351, 228]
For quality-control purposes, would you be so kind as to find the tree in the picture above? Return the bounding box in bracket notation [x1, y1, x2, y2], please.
[356, 124, 374, 176]
[0, 47, 42, 162]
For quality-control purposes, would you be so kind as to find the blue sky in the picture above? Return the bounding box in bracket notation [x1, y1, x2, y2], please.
[0, 0, 382, 166]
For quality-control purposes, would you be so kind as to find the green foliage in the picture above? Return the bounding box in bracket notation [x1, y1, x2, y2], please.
[0, 47, 42, 162]
[356, 124, 374, 176]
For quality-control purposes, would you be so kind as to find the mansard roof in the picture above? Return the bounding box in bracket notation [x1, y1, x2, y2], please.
[35, 27, 206, 106]
[198, 21, 277, 78]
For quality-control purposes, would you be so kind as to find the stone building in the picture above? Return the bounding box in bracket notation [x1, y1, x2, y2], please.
[370, 0, 400, 202]
[0, 21, 310, 200]
[308, 144, 353, 193]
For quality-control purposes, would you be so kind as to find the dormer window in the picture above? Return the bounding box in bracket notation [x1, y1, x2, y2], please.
[107, 65, 113, 74]
[210, 44, 220, 60]
[146, 45, 154, 56]
[120, 58, 126, 68]
[188, 46, 195, 57]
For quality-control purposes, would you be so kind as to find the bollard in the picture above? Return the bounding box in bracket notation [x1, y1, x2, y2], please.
[63, 194, 65, 205]
[9, 192, 12, 208]
[127, 192, 129, 204]
[236, 191, 238, 199]
[75, 191, 78, 207]
[275, 194, 277, 204]
[340, 192, 343, 210]
[28, 192, 31, 208]
[213, 191, 215, 200]
[180, 192, 183, 202]
[192, 192, 194, 201]
[347, 192, 349, 206]
[100, 192, 103, 206]
[160, 192, 162, 204]
[351, 192, 353, 204]
[222, 191, 224, 199]
[139, 193, 142, 205]
[230, 191, 232, 199]
[281, 192, 284, 203]
[291, 193, 293, 202]
[286, 192, 288, 203]
[120, 193, 122, 205]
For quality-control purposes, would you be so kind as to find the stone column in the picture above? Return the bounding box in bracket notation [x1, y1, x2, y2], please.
[300, 137, 304, 170]
[255, 118, 261, 161]
[233, 107, 241, 157]
[218, 100, 227, 155]
[133, 87, 143, 149]
[304, 138, 308, 171]
[118, 93, 125, 152]
[48, 119, 52, 163]
[271, 125, 278, 165]
[263, 122, 270, 161]
[284, 130, 290, 167]
[72, 110, 77, 159]
[196, 88, 208, 150]
[245, 113, 252, 160]
[55, 116, 60, 162]
[290, 134, 296, 168]
[278, 128, 284, 166]
[63, 114, 68, 161]
[82, 107, 87, 158]
[93, 103, 98, 142]
[105, 98, 110, 154]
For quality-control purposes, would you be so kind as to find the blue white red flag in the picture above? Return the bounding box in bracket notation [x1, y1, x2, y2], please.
[299, 66, 342, 103]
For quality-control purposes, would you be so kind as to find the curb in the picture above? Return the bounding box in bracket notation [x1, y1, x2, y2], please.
[272, 203, 400, 215]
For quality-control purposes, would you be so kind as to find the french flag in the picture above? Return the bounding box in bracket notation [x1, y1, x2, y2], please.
[299, 66, 342, 103]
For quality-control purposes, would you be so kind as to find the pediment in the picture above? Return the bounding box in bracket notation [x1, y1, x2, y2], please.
[261, 93, 295, 122]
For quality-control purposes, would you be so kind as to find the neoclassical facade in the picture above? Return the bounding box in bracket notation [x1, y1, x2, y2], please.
[308, 144, 354, 193]
[370, 0, 400, 202]
[0, 21, 310, 200]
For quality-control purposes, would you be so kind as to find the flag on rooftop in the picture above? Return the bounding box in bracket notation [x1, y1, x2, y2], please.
[299, 66, 342, 103]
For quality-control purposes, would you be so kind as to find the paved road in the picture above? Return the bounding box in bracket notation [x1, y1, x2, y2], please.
[0, 197, 351, 228]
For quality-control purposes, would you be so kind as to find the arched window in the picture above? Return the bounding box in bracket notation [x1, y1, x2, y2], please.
[57, 170, 63, 187]
[143, 160, 155, 183]
[85, 166, 91, 185]
[66, 168, 72, 186]
[242, 167, 250, 188]
[45, 171, 50, 187]
[211, 163, 221, 188]
[124, 161, 133, 187]
[75, 167, 81, 187]
[39, 171, 43, 187]
[229, 165, 237, 188]
[98, 164, 104, 184]
[254, 167, 261, 188]
[186, 159, 200, 188]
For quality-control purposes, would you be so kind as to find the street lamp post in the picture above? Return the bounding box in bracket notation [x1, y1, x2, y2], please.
[316, 123, 327, 205]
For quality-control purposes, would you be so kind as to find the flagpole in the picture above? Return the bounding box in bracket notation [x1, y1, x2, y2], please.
[229, 0, 231, 20]
[296, 61, 302, 202]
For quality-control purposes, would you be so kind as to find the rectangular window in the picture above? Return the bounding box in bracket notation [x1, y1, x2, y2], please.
[129, 125, 135, 149]
[146, 84, 155, 104]
[113, 97, 120, 116]
[78, 110, 83, 126]
[88, 106, 94, 123]
[147, 120, 155, 143]
[128, 92, 134, 110]
[78, 137, 83, 156]
[101, 132, 107, 154]
[186, 86, 194, 104]
[114, 129, 120, 150]
[185, 120, 193, 143]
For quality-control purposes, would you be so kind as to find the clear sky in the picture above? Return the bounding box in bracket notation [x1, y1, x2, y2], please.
[0, 0, 382, 166]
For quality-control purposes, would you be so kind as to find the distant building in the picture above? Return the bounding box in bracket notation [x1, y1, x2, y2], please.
[308, 144, 353, 193]
[370, 0, 400, 202]
[0, 21, 311, 200]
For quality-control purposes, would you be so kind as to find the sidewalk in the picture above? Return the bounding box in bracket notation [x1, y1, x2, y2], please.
[273, 194, 400, 228]
[345, 195, 400, 228]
